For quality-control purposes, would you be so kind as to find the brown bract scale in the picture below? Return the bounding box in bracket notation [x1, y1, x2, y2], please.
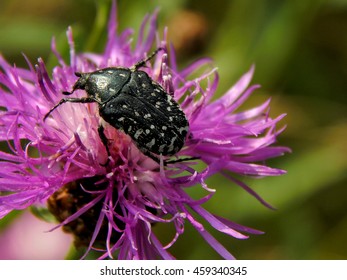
[47, 177, 121, 248]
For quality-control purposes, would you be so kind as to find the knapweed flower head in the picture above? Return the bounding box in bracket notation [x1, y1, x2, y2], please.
[0, 3, 289, 259]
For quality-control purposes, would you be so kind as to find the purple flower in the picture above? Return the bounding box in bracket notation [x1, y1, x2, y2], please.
[0, 2, 289, 259]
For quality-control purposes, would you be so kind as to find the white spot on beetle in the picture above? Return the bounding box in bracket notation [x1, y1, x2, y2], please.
[118, 117, 125, 122]
[95, 77, 108, 89]
[145, 129, 150, 134]
[167, 136, 177, 153]
[167, 95, 173, 103]
[179, 126, 188, 134]
[134, 129, 143, 139]
[150, 125, 155, 129]
[122, 104, 128, 109]
[144, 114, 151, 119]
[119, 73, 126, 77]
[159, 144, 166, 153]
[162, 126, 167, 130]
[146, 138, 155, 148]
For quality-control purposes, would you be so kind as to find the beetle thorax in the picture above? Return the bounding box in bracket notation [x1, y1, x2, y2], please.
[85, 73, 115, 103]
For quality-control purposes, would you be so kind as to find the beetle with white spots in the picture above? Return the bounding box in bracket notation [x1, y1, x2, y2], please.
[44, 48, 190, 164]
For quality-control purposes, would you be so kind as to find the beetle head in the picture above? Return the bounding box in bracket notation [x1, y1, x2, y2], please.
[63, 72, 90, 95]
[73, 72, 90, 91]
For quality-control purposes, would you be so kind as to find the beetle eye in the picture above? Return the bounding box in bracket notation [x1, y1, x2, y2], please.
[74, 72, 82, 77]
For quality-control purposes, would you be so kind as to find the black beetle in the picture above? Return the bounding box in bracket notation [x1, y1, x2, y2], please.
[44, 48, 189, 164]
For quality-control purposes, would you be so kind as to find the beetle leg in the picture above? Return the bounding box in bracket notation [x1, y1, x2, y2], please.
[44, 97, 97, 121]
[137, 147, 158, 164]
[165, 156, 200, 165]
[132, 48, 164, 70]
[98, 125, 111, 166]
[139, 147, 199, 166]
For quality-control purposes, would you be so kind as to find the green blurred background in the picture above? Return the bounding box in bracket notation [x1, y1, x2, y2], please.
[0, 0, 346, 259]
